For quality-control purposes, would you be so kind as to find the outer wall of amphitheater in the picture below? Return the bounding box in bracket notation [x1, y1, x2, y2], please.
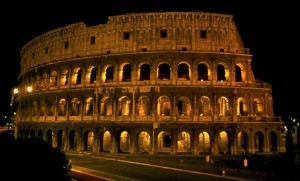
[14, 12, 285, 155]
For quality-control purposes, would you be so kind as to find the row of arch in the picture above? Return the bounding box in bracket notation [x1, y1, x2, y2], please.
[19, 61, 248, 93]
[18, 94, 266, 118]
[16, 125, 280, 154]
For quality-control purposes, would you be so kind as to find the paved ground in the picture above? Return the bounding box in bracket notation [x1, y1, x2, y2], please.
[67, 152, 300, 181]
[68, 170, 111, 181]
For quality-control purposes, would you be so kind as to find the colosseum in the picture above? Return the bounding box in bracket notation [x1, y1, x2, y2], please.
[14, 12, 284, 155]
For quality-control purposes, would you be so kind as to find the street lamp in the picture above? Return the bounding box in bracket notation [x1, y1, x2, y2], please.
[8, 87, 19, 136]
[27, 86, 32, 93]
[10, 87, 19, 115]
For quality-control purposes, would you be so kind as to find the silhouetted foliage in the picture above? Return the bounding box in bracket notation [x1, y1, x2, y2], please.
[0, 137, 71, 181]
[286, 126, 295, 155]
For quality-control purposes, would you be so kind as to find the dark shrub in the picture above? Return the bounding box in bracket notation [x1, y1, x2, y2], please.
[0, 137, 71, 181]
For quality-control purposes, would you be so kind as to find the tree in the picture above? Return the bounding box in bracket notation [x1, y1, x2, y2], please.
[284, 117, 299, 155]
[286, 125, 294, 155]
[0, 137, 71, 181]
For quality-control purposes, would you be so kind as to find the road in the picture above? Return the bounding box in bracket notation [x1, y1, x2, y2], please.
[67, 154, 249, 181]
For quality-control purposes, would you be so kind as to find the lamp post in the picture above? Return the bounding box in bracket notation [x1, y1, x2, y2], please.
[8, 87, 18, 136]
[297, 121, 300, 150]
[10, 88, 19, 115]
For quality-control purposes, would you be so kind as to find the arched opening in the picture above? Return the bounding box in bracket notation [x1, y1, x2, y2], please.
[217, 64, 226, 81]
[218, 96, 231, 116]
[157, 131, 171, 152]
[138, 96, 150, 116]
[177, 131, 191, 152]
[255, 131, 264, 152]
[60, 69, 69, 86]
[89, 67, 97, 84]
[122, 64, 131, 82]
[84, 65, 95, 85]
[158, 63, 170, 80]
[235, 65, 242, 82]
[24, 129, 29, 139]
[47, 99, 55, 116]
[103, 131, 111, 152]
[177, 63, 189, 80]
[46, 129, 53, 147]
[238, 131, 249, 154]
[71, 68, 82, 85]
[69, 130, 78, 150]
[83, 131, 94, 151]
[198, 64, 208, 81]
[76, 69, 82, 84]
[218, 131, 228, 154]
[105, 65, 114, 82]
[253, 98, 264, 116]
[39, 99, 46, 116]
[120, 131, 130, 153]
[237, 97, 248, 116]
[70, 98, 81, 116]
[37, 130, 43, 139]
[118, 96, 131, 116]
[177, 96, 191, 116]
[198, 96, 211, 116]
[57, 130, 64, 149]
[199, 131, 210, 153]
[58, 98, 67, 116]
[84, 97, 94, 116]
[157, 96, 171, 116]
[138, 131, 150, 153]
[100, 97, 113, 116]
[32, 101, 38, 116]
[42, 72, 48, 87]
[139, 64, 150, 80]
[30, 129, 35, 138]
[163, 135, 171, 147]
[50, 70, 58, 87]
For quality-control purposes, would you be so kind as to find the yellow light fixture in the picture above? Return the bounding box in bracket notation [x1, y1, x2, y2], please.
[27, 86, 32, 93]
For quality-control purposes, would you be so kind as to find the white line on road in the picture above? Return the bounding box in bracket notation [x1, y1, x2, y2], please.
[72, 165, 140, 181]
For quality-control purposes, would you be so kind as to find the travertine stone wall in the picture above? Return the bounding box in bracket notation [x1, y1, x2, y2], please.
[20, 12, 246, 74]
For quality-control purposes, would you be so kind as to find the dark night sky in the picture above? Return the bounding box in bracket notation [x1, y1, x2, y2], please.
[1, 0, 298, 119]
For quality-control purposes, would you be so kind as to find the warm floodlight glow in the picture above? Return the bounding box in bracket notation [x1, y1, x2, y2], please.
[27, 86, 32, 92]
[13, 88, 18, 94]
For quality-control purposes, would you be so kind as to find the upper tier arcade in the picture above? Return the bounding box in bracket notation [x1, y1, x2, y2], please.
[20, 12, 249, 74]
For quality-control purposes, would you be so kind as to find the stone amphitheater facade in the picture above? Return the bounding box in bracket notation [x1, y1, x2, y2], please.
[14, 12, 284, 155]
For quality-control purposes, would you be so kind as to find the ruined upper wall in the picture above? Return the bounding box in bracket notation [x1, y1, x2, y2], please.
[20, 12, 248, 73]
